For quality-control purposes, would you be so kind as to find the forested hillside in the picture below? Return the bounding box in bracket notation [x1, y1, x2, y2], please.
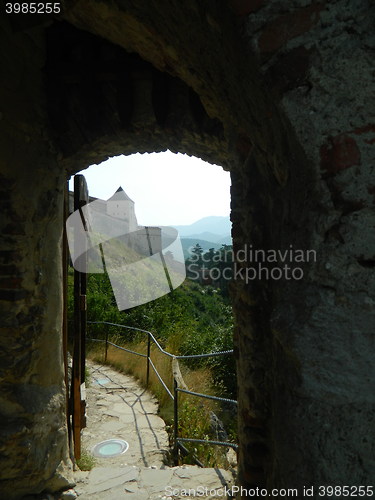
[68, 271, 235, 396]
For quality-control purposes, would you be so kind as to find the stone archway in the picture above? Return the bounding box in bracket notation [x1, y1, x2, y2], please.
[45, 17, 296, 492]
[0, 1, 374, 498]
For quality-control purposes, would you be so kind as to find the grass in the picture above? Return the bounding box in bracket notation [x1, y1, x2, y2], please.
[84, 365, 91, 387]
[76, 450, 96, 471]
[87, 336, 236, 468]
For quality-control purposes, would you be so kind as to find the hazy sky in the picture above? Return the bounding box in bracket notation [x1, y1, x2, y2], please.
[69, 151, 231, 226]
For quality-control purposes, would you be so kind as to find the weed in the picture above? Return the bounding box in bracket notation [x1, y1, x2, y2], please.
[84, 365, 91, 387]
[76, 451, 96, 471]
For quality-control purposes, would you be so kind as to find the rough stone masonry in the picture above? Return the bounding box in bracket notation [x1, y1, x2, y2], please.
[0, 0, 374, 498]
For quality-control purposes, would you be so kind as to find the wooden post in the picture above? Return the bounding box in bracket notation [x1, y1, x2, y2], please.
[62, 181, 71, 444]
[146, 334, 151, 387]
[71, 174, 89, 460]
[80, 263, 87, 384]
[105, 331, 108, 362]
[173, 378, 179, 466]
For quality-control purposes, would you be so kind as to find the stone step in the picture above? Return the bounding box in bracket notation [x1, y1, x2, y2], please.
[66, 361, 236, 499]
[74, 464, 235, 500]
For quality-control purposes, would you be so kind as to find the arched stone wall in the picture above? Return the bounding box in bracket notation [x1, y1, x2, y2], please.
[0, 1, 374, 498]
[0, 17, 73, 499]
[45, 21, 230, 173]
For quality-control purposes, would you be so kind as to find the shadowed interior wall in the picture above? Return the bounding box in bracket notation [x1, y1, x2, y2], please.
[0, 17, 73, 499]
[0, 1, 374, 498]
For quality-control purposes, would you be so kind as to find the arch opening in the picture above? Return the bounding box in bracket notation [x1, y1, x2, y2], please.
[2, 2, 372, 497]
[67, 151, 236, 468]
[43, 13, 308, 495]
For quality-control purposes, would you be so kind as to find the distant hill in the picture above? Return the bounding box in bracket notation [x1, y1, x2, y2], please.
[184, 231, 232, 244]
[214, 234, 232, 246]
[181, 238, 223, 259]
[173, 216, 231, 236]
[173, 216, 232, 248]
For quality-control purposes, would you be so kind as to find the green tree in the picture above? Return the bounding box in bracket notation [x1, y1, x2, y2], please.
[191, 243, 203, 263]
[202, 247, 217, 268]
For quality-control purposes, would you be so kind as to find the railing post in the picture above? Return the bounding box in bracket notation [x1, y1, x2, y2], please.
[105, 331, 108, 362]
[173, 378, 179, 466]
[146, 334, 151, 387]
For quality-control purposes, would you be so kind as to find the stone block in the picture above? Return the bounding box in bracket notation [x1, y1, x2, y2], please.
[321, 134, 361, 177]
[258, 3, 324, 57]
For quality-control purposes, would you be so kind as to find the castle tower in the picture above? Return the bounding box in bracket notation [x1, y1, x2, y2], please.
[106, 186, 138, 232]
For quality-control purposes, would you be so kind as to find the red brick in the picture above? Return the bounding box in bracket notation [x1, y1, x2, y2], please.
[326, 177, 365, 213]
[353, 124, 375, 144]
[320, 134, 361, 176]
[353, 124, 375, 135]
[231, 0, 265, 16]
[258, 3, 324, 57]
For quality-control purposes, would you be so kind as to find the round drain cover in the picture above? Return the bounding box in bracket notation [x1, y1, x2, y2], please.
[94, 378, 110, 386]
[92, 439, 129, 458]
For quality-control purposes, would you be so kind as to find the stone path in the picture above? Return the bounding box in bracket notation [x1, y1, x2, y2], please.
[79, 362, 169, 468]
[71, 361, 235, 499]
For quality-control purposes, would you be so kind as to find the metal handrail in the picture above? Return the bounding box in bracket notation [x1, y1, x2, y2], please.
[177, 437, 238, 450]
[176, 387, 237, 405]
[87, 320, 238, 466]
[148, 356, 174, 400]
[87, 321, 233, 359]
[107, 341, 147, 358]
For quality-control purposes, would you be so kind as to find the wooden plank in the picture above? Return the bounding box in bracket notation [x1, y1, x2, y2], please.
[62, 181, 71, 444]
[72, 370, 81, 460]
[72, 174, 89, 458]
[78, 176, 88, 389]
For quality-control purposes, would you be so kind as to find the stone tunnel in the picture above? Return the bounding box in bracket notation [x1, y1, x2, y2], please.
[0, 0, 374, 498]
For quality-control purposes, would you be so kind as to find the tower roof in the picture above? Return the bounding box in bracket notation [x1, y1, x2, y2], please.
[108, 186, 134, 203]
